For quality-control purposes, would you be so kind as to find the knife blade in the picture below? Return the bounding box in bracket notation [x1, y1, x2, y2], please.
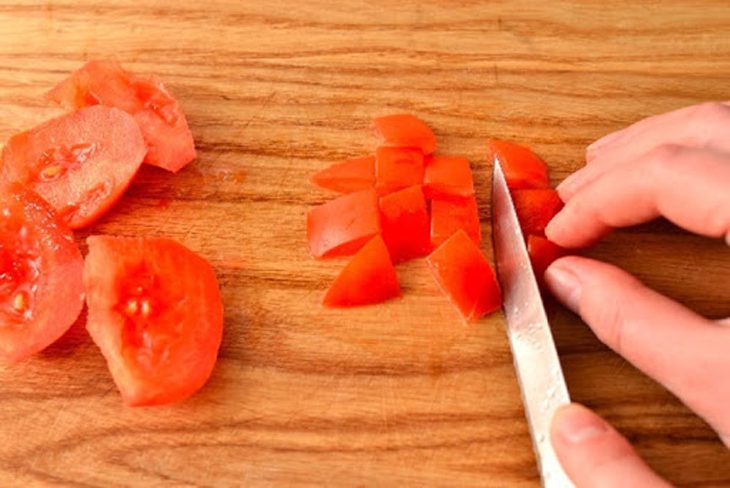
[491, 160, 573, 488]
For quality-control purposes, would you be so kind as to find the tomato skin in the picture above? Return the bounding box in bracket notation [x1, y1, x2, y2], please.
[373, 114, 436, 155]
[423, 156, 475, 199]
[487, 139, 550, 190]
[379, 185, 431, 263]
[375, 147, 424, 195]
[0, 184, 84, 363]
[427, 230, 502, 322]
[512, 189, 564, 236]
[84, 236, 223, 406]
[430, 196, 481, 248]
[311, 156, 375, 193]
[527, 235, 566, 284]
[323, 235, 401, 307]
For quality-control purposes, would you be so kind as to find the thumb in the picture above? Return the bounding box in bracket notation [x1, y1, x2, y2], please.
[551, 403, 671, 488]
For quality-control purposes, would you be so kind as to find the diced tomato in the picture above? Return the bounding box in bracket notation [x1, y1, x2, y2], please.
[307, 189, 381, 258]
[323, 235, 401, 307]
[379, 185, 431, 263]
[48, 60, 196, 173]
[430, 196, 481, 248]
[311, 155, 375, 193]
[84, 236, 223, 406]
[0, 184, 84, 364]
[375, 147, 424, 195]
[527, 235, 566, 284]
[512, 189, 564, 236]
[423, 155, 475, 199]
[0, 106, 146, 229]
[487, 139, 549, 190]
[373, 114, 436, 155]
[426, 230, 502, 322]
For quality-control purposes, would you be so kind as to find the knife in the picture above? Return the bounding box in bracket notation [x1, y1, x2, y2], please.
[491, 160, 573, 488]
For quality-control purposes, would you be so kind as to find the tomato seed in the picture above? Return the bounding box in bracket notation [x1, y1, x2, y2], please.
[40, 165, 64, 181]
[12, 291, 29, 313]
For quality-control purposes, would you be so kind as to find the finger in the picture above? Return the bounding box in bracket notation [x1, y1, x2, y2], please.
[551, 403, 671, 488]
[545, 256, 730, 440]
[546, 145, 730, 249]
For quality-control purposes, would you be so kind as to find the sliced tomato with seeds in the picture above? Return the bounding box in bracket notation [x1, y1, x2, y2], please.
[512, 189, 564, 236]
[527, 235, 566, 285]
[379, 185, 431, 263]
[0, 184, 84, 364]
[373, 114, 436, 155]
[487, 139, 550, 190]
[1, 106, 146, 229]
[311, 155, 375, 193]
[84, 236, 223, 406]
[423, 155, 475, 199]
[375, 146, 424, 195]
[430, 196, 481, 248]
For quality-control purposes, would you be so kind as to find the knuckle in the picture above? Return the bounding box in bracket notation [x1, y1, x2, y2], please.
[644, 144, 687, 177]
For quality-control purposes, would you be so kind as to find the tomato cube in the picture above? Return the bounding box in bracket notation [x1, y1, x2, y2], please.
[430, 196, 481, 248]
[512, 189, 564, 236]
[527, 235, 567, 284]
[424, 155, 475, 199]
[311, 155, 375, 193]
[487, 139, 549, 190]
[373, 114, 436, 155]
[375, 147, 424, 195]
[379, 185, 431, 263]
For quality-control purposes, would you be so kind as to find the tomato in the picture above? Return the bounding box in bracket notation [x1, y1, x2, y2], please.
[1, 106, 146, 229]
[379, 185, 431, 263]
[311, 155, 375, 193]
[426, 230, 502, 322]
[0, 184, 84, 364]
[48, 60, 196, 173]
[375, 147, 424, 196]
[527, 235, 566, 284]
[430, 196, 481, 248]
[487, 139, 549, 190]
[83, 236, 223, 406]
[423, 155, 475, 199]
[307, 189, 381, 258]
[323, 235, 401, 307]
[512, 189, 564, 236]
[373, 114, 436, 155]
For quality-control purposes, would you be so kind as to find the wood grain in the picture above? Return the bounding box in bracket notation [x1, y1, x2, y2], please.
[1, 1, 729, 486]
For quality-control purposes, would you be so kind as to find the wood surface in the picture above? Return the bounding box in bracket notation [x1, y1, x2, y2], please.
[0, 1, 729, 486]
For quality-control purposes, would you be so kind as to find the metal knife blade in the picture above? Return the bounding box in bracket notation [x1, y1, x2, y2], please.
[491, 160, 573, 488]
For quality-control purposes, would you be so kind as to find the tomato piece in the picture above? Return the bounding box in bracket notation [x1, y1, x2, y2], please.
[487, 139, 550, 190]
[48, 60, 196, 173]
[323, 235, 401, 307]
[512, 189, 564, 236]
[527, 235, 566, 285]
[423, 155, 475, 199]
[311, 155, 375, 193]
[307, 189, 381, 258]
[373, 114, 436, 155]
[379, 185, 431, 263]
[427, 230, 502, 322]
[430, 196, 481, 248]
[0, 106, 146, 229]
[375, 147, 424, 195]
[0, 184, 84, 363]
[84, 236, 223, 406]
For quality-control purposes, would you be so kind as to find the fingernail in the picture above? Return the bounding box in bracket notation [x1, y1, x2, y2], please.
[544, 262, 582, 312]
[555, 170, 584, 199]
[554, 404, 609, 445]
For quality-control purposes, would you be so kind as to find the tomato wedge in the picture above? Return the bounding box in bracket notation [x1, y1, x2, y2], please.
[307, 189, 381, 258]
[512, 189, 564, 236]
[527, 235, 566, 284]
[427, 230, 502, 322]
[0, 184, 84, 364]
[84, 236, 223, 406]
[430, 196, 481, 248]
[379, 185, 431, 263]
[375, 147, 424, 195]
[0, 106, 146, 229]
[48, 60, 196, 173]
[373, 114, 436, 155]
[311, 155, 375, 193]
[323, 235, 401, 307]
[487, 139, 549, 190]
[424, 155, 475, 199]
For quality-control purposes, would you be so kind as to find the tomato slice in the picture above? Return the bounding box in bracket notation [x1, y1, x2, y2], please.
[430, 196, 481, 248]
[48, 60, 196, 173]
[512, 189, 564, 236]
[83, 236, 223, 406]
[0, 184, 84, 363]
[423, 155, 475, 199]
[307, 189, 381, 258]
[487, 139, 550, 190]
[311, 155, 375, 193]
[427, 230, 502, 322]
[375, 147, 425, 195]
[527, 235, 566, 285]
[379, 185, 431, 263]
[0, 106, 146, 229]
[323, 235, 401, 307]
[373, 114, 436, 155]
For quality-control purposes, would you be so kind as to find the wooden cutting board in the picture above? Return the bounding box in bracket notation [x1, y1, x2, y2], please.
[0, 1, 728, 486]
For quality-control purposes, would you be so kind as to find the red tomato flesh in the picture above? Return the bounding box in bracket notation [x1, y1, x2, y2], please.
[0, 184, 84, 363]
[307, 189, 381, 258]
[527, 235, 566, 285]
[487, 139, 549, 190]
[48, 60, 196, 173]
[375, 147, 424, 195]
[512, 189, 564, 236]
[323, 235, 401, 307]
[84, 236, 223, 406]
[430, 196, 481, 248]
[379, 185, 431, 263]
[424, 155, 475, 199]
[1, 106, 146, 229]
[373, 114, 436, 155]
[427, 230, 502, 322]
[311, 155, 375, 193]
